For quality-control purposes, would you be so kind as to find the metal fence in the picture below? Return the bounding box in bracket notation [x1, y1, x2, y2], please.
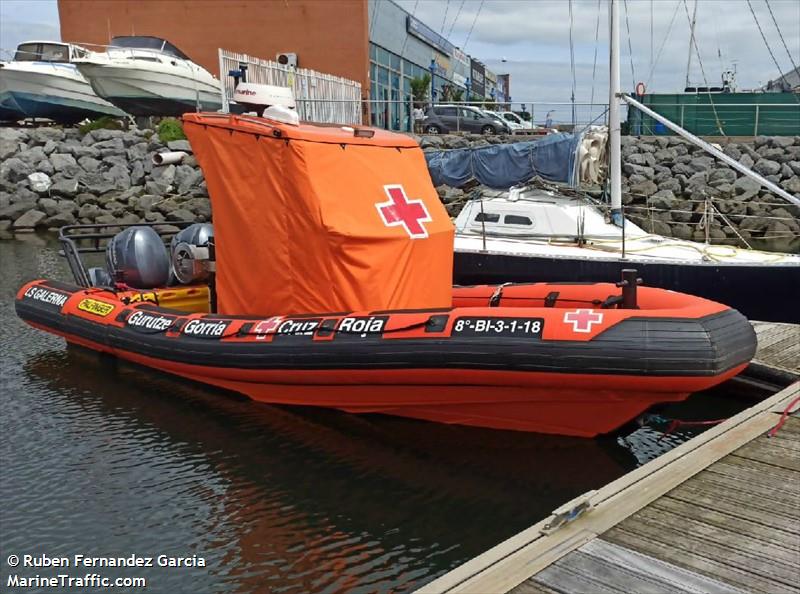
[218, 49, 362, 125]
[627, 101, 800, 136]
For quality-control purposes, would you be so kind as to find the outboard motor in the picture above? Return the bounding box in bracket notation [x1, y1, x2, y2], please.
[170, 223, 214, 284]
[105, 226, 171, 289]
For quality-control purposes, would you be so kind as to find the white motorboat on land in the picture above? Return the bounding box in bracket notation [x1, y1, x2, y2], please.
[73, 36, 222, 117]
[0, 41, 126, 123]
[452, 186, 800, 322]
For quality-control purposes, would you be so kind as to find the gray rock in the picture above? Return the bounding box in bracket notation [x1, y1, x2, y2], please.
[165, 208, 195, 222]
[657, 178, 682, 193]
[0, 200, 37, 221]
[152, 164, 176, 185]
[104, 164, 131, 190]
[630, 179, 658, 197]
[753, 135, 771, 148]
[0, 138, 20, 161]
[770, 136, 795, 149]
[0, 157, 32, 182]
[177, 168, 203, 195]
[739, 153, 754, 169]
[117, 186, 143, 203]
[77, 156, 101, 172]
[43, 211, 76, 227]
[167, 140, 192, 153]
[71, 145, 100, 159]
[653, 148, 677, 163]
[689, 156, 715, 172]
[56, 199, 77, 214]
[780, 163, 794, 179]
[12, 209, 46, 229]
[722, 145, 741, 160]
[670, 223, 693, 240]
[37, 197, 60, 216]
[753, 159, 780, 177]
[51, 178, 80, 197]
[130, 194, 158, 213]
[95, 138, 126, 157]
[757, 147, 785, 161]
[50, 153, 80, 175]
[420, 136, 444, 149]
[707, 168, 736, 186]
[144, 180, 169, 196]
[78, 203, 102, 220]
[622, 163, 654, 179]
[91, 129, 125, 142]
[94, 214, 118, 226]
[79, 172, 116, 195]
[42, 140, 57, 155]
[18, 146, 47, 166]
[783, 176, 800, 194]
[182, 197, 211, 219]
[126, 142, 149, 161]
[445, 136, 469, 149]
[625, 153, 647, 166]
[104, 200, 126, 216]
[28, 127, 64, 145]
[75, 193, 100, 206]
[144, 211, 165, 222]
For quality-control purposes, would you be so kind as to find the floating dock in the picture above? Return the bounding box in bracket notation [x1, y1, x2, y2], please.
[418, 322, 800, 594]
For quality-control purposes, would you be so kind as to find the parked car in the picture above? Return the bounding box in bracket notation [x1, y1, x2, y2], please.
[421, 105, 510, 135]
[484, 110, 523, 131]
[498, 111, 532, 130]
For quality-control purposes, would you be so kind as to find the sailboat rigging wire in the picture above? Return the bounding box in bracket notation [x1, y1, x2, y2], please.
[439, 0, 451, 38]
[645, 0, 681, 88]
[568, 0, 577, 127]
[398, 0, 419, 61]
[447, 0, 467, 40]
[746, 0, 793, 91]
[764, 0, 800, 75]
[622, 0, 637, 90]
[462, 0, 484, 51]
[589, 0, 602, 114]
[681, 0, 726, 136]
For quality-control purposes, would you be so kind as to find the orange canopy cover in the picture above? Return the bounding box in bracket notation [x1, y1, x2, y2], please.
[182, 113, 454, 316]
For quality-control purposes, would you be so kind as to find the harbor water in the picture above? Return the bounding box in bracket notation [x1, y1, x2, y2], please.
[0, 237, 765, 593]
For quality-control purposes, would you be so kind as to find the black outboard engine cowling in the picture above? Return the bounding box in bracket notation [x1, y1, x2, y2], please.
[105, 226, 171, 289]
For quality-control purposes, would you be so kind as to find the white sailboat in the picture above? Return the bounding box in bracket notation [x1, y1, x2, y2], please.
[450, 0, 800, 323]
[73, 36, 222, 117]
[0, 41, 126, 123]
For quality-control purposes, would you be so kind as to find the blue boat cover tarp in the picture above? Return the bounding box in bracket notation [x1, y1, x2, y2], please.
[425, 133, 581, 189]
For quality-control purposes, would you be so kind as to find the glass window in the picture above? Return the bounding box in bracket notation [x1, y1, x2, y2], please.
[390, 53, 401, 71]
[370, 62, 376, 82]
[377, 67, 389, 86]
[505, 215, 533, 225]
[15, 43, 69, 62]
[475, 213, 500, 223]
[391, 73, 400, 90]
[370, 44, 377, 61]
[438, 107, 457, 116]
[377, 47, 392, 67]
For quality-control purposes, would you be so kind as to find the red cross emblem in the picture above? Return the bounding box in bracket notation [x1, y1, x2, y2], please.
[376, 184, 432, 239]
[563, 309, 604, 333]
[254, 316, 283, 339]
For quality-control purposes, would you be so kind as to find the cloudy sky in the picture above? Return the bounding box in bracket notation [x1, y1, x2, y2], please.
[2, 0, 798, 121]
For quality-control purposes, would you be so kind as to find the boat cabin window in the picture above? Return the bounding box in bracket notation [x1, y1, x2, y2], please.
[110, 36, 191, 60]
[14, 43, 69, 62]
[474, 212, 500, 223]
[504, 214, 533, 226]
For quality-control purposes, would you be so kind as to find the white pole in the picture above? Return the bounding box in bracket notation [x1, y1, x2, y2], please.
[609, 0, 623, 218]
[622, 94, 800, 207]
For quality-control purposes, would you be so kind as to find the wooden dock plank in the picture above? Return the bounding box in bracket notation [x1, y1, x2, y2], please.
[532, 539, 750, 594]
[508, 581, 560, 594]
[732, 440, 800, 472]
[665, 483, 800, 535]
[602, 526, 798, 594]
[652, 496, 800, 548]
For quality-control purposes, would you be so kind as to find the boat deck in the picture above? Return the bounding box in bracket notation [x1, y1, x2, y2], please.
[417, 322, 800, 594]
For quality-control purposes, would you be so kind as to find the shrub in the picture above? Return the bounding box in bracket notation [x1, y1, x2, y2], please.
[78, 116, 124, 135]
[157, 118, 187, 143]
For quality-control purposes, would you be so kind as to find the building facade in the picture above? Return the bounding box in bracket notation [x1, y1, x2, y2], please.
[57, 0, 508, 128]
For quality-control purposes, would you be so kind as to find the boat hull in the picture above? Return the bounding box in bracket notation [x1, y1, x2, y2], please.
[0, 65, 126, 122]
[77, 63, 222, 117]
[16, 279, 756, 437]
[454, 250, 800, 323]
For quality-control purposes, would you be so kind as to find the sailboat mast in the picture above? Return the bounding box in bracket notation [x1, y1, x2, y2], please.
[609, 0, 622, 216]
[685, 0, 698, 89]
